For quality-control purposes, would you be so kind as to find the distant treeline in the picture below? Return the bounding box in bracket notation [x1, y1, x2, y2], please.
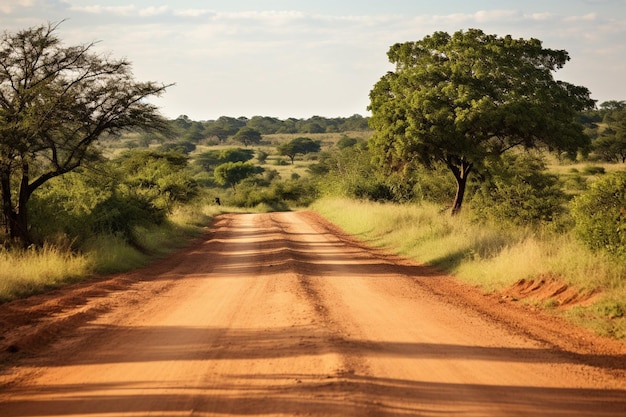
[171, 114, 370, 143]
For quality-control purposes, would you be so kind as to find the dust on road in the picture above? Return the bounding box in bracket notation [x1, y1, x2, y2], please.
[0, 211, 625, 416]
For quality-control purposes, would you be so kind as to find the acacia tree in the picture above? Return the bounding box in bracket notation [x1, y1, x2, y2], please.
[368, 29, 595, 214]
[233, 127, 262, 147]
[277, 137, 321, 164]
[593, 109, 626, 163]
[0, 23, 170, 244]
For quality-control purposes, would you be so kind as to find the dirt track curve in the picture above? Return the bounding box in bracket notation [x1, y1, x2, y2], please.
[1, 211, 625, 416]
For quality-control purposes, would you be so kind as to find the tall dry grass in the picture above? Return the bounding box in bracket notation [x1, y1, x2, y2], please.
[311, 198, 625, 289]
[0, 202, 221, 303]
[311, 198, 626, 338]
[0, 244, 92, 302]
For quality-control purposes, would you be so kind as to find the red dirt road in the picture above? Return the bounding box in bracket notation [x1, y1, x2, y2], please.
[0, 211, 625, 416]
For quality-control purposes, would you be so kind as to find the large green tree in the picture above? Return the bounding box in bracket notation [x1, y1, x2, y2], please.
[368, 29, 594, 214]
[0, 23, 170, 244]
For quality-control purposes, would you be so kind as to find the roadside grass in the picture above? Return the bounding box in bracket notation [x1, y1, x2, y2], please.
[0, 244, 91, 302]
[0, 202, 228, 303]
[311, 197, 626, 339]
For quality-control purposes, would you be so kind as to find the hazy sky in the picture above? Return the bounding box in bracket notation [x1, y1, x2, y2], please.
[1, 0, 625, 120]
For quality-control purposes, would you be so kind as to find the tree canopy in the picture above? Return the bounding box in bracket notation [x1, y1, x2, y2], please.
[368, 29, 595, 214]
[194, 148, 255, 172]
[593, 108, 626, 163]
[0, 22, 170, 244]
[277, 137, 321, 164]
[214, 161, 263, 190]
[233, 127, 262, 147]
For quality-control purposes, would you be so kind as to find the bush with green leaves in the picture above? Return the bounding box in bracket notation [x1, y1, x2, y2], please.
[411, 164, 456, 205]
[29, 150, 198, 245]
[470, 154, 567, 226]
[29, 169, 115, 243]
[89, 193, 166, 240]
[194, 148, 255, 172]
[222, 177, 316, 210]
[571, 171, 626, 257]
[214, 161, 263, 191]
[115, 149, 198, 212]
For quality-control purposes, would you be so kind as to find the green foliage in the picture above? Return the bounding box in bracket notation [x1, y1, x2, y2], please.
[411, 164, 456, 205]
[116, 150, 198, 212]
[89, 193, 166, 239]
[470, 154, 567, 226]
[593, 135, 626, 163]
[368, 29, 594, 214]
[582, 165, 606, 175]
[225, 177, 317, 210]
[159, 140, 197, 155]
[221, 148, 255, 164]
[0, 23, 170, 244]
[277, 137, 321, 164]
[195, 148, 256, 172]
[336, 135, 358, 149]
[201, 114, 370, 136]
[28, 169, 115, 242]
[256, 149, 269, 164]
[29, 149, 197, 245]
[314, 143, 387, 201]
[233, 127, 262, 147]
[214, 161, 263, 190]
[571, 171, 626, 258]
[592, 109, 626, 163]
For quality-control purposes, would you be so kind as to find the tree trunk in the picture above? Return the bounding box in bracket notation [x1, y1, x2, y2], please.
[15, 161, 31, 244]
[449, 160, 473, 216]
[0, 163, 32, 246]
[1, 168, 13, 237]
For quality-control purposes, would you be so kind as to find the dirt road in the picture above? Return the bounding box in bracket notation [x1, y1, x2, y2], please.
[1, 211, 625, 416]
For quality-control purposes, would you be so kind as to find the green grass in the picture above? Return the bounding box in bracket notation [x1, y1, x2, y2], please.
[311, 197, 626, 339]
[0, 244, 92, 302]
[0, 202, 224, 303]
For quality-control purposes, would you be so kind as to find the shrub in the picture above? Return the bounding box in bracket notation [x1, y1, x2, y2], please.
[571, 171, 626, 258]
[470, 154, 567, 226]
[582, 165, 606, 175]
[89, 193, 166, 240]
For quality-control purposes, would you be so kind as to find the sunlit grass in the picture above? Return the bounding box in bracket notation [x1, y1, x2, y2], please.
[0, 244, 92, 302]
[312, 198, 626, 338]
[312, 198, 625, 289]
[0, 202, 225, 303]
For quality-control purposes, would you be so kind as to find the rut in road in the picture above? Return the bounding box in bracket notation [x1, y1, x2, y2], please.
[0, 211, 625, 417]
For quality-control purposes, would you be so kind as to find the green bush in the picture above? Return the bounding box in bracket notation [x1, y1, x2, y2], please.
[89, 193, 166, 240]
[582, 165, 606, 175]
[29, 150, 197, 246]
[571, 171, 626, 258]
[224, 177, 316, 210]
[470, 154, 567, 226]
[412, 165, 456, 205]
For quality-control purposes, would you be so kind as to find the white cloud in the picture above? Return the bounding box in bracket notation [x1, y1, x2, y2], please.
[474, 9, 523, 23]
[531, 12, 553, 21]
[1, 2, 624, 118]
[139, 5, 169, 17]
[70, 5, 136, 16]
[174, 9, 214, 18]
[0, 0, 35, 14]
[564, 12, 598, 22]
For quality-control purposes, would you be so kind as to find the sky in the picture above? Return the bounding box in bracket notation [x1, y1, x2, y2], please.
[1, 0, 625, 121]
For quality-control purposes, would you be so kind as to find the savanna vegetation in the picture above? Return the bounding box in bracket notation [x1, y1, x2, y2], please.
[1, 25, 625, 338]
